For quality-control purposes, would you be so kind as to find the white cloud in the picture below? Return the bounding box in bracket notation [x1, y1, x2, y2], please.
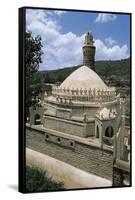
[105, 37, 116, 46]
[95, 39, 129, 60]
[54, 10, 67, 16]
[95, 13, 117, 23]
[26, 9, 84, 70]
[26, 9, 129, 70]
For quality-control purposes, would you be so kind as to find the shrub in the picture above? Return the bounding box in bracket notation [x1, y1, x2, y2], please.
[26, 165, 64, 192]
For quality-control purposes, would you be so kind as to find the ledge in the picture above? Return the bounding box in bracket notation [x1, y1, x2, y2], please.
[26, 123, 113, 153]
[45, 97, 119, 108]
[44, 115, 86, 126]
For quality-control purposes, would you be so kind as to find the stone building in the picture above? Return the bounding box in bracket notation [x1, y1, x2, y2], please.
[27, 32, 130, 186]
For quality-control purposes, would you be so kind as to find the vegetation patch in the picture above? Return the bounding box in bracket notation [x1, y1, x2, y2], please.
[26, 165, 64, 193]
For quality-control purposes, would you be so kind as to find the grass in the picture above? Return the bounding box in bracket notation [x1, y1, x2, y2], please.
[26, 165, 64, 193]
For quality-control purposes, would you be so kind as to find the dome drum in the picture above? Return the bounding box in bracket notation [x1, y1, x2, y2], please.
[52, 86, 116, 103]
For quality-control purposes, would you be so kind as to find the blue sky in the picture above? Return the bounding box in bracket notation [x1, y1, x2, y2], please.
[26, 8, 130, 70]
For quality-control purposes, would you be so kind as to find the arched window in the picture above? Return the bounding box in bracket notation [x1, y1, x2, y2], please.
[96, 126, 99, 138]
[34, 114, 41, 125]
[105, 126, 113, 137]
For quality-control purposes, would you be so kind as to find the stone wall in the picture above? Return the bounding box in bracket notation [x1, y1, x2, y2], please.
[26, 126, 113, 180]
[72, 106, 98, 118]
[86, 122, 95, 137]
[43, 116, 88, 137]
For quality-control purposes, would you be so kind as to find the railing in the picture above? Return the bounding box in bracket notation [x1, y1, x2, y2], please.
[51, 86, 117, 102]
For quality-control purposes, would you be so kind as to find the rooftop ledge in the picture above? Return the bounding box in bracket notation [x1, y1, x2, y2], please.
[44, 97, 119, 108]
[26, 123, 113, 153]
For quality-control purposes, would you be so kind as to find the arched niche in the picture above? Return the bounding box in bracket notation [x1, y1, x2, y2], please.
[105, 126, 114, 138]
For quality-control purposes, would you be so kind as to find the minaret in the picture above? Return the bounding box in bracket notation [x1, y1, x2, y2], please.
[82, 32, 96, 71]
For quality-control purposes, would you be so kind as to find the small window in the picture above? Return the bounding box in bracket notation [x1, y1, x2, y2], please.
[105, 126, 114, 137]
[46, 134, 49, 139]
[57, 138, 61, 142]
[70, 142, 73, 146]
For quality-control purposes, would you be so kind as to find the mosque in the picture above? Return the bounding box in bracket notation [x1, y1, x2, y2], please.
[27, 32, 130, 186]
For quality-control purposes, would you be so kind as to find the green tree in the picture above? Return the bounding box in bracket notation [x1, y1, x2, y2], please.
[25, 32, 43, 118]
[25, 32, 43, 78]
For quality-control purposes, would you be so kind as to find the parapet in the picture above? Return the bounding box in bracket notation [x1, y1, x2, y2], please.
[51, 86, 117, 103]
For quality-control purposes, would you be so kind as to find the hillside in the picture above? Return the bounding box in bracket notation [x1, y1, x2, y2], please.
[37, 58, 130, 88]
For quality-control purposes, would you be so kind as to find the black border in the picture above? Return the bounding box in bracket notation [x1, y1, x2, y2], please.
[19, 7, 26, 193]
[19, 6, 132, 194]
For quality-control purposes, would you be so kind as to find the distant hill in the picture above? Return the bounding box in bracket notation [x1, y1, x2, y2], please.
[96, 58, 130, 86]
[37, 58, 130, 88]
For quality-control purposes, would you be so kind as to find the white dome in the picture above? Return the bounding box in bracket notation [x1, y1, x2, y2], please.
[60, 65, 107, 90]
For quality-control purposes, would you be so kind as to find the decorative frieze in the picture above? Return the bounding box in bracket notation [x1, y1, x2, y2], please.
[52, 86, 117, 103]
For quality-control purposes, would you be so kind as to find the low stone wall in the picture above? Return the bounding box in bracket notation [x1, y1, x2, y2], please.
[26, 148, 112, 189]
[26, 126, 113, 180]
[43, 115, 89, 137]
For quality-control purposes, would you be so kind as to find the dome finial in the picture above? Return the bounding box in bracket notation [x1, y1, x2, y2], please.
[84, 31, 94, 45]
